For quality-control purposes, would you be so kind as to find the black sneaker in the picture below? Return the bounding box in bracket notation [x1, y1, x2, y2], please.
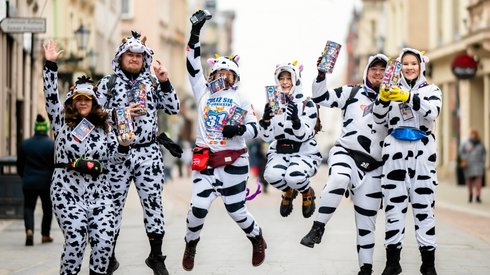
[145, 254, 169, 275]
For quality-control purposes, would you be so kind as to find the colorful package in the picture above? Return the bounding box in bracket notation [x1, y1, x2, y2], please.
[209, 77, 226, 94]
[381, 59, 402, 90]
[318, 40, 342, 73]
[265, 85, 283, 115]
[127, 82, 148, 115]
[115, 107, 134, 143]
[226, 106, 248, 126]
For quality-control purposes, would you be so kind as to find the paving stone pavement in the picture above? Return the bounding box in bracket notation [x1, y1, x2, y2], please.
[1, 164, 489, 275]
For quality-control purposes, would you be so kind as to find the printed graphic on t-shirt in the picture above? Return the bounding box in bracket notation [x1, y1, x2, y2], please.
[204, 96, 236, 144]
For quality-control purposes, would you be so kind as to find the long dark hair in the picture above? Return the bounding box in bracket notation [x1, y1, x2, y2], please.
[64, 88, 110, 133]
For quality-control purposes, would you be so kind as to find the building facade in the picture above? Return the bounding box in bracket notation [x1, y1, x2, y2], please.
[347, 0, 490, 184]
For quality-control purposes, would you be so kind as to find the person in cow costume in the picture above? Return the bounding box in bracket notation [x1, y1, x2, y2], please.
[258, 61, 322, 219]
[300, 54, 389, 275]
[373, 48, 441, 275]
[96, 31, 180, 275]
[42, 40, 132, 275]
[181, 10, 266, 271]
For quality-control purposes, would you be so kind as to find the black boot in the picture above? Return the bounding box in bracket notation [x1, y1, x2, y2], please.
[381, 246, 402, 275]
[476, 196, 482, 203]
[182, 238, 200, 271]
[358, 264, 373, 275]
[89, 270, 105, 275]
[247, 229, 267, 267]
[420, 247, 437, 275]
[146, 233, 169, 275]
[469, 194, 473, 203]
[106, 255, 119, 275]
[300, 221, 325, 248]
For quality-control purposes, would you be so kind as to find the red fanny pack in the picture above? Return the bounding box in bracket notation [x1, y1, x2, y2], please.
[208, 148, 247, 168]
[191, 147, 210, 171]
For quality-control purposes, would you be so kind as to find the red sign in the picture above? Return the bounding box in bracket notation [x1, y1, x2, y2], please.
[451, 54, 478, 79]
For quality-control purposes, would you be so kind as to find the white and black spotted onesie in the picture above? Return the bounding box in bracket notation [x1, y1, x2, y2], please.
[311, 54, 389, 268]
[373, 48, 442, 251]
[259, 63, 322, 194]
[185, 41, 262, 242]
[43, 62, 127, 274]
[96, 35, 180, 237]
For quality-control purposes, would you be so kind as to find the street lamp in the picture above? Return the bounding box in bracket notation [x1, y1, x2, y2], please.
[74, 24, 90, 51]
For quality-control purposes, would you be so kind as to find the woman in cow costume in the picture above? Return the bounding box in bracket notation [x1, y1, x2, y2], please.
[42, 40, 132, 275]
[258, 61, 322, 218]
[300, 54, 389, 275]
[374, 48, 442, 275]
[181, 10, 266, 271]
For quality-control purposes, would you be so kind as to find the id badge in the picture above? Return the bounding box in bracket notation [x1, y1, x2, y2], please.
[398, 103, 414, 121]
[71, 118, 95, 141]
[362, 102, 374, 117]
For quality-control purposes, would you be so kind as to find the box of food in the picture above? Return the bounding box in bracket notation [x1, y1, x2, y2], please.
[265, 85, 284, 115]
[381, 59, 402, 90]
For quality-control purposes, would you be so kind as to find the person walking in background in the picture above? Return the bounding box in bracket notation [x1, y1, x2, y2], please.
[258, 61, 322, 218]
[373, 48, 442, 275]
[43, 40, 132, 275]
[459, 128, 487, 203]
[16, 114, 55, 246]
[96, 31, 180, 275]
[182, 10, 266, 271]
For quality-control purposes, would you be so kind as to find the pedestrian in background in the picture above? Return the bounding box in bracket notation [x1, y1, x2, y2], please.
[459, 128, 487, 203]
[16, 114, 55, 246]
[373, 48, 442, 275]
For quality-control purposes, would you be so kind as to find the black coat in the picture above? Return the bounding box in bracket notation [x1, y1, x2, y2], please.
[16, 132, 55, 190]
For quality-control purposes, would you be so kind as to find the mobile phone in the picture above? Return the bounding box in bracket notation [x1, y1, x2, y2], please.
[190, 10, 212, 24]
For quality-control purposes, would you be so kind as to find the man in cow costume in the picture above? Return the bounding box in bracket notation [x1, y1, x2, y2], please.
[97, 31, 180, 275]
[181, 10, 266, 271]
[300, 54, 389, 275]
[258, 61, 322, 219]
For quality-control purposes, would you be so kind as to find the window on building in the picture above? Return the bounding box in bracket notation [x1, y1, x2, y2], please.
[121, 0, 133, 19]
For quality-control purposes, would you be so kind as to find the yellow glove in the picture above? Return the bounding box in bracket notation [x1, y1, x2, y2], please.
[379, 86, 391, 102]
[388, 86, 410, 102]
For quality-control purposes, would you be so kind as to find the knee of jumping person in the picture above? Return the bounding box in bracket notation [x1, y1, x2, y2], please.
[263, 169, 284, 185]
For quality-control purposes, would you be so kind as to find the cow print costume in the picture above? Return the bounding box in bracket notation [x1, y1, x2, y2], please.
[303, 54, 389, 270]
[185, 40, 263, 244]
[96, 32, 180, 267]
[373, 48, 442, 253]
[43, 62, 128, 274]
[258, 62, 322, 216]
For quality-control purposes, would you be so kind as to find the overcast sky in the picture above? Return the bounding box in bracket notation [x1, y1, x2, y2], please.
[216, 0, 362, 110]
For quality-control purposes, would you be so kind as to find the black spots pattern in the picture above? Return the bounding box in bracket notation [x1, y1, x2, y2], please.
[389, 117, 401, 125]
[414, 187, 433, 195]
[392, 152, 403, 160]
[357, 135, 372, 153]
[386, 169, 406, 181]
[390, 195, 408, 204]
[354, 205, 378, 217]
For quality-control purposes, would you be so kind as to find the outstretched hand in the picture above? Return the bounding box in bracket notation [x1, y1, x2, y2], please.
[190, 10, 210, 35]
[43, 40, 64, 62]
[153, 60, 169, 82]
